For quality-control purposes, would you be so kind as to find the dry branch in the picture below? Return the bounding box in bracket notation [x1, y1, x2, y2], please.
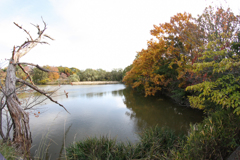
[13, 22, 33, 41]
[11, 46, 16, 60]
[16, 78, 69, 114]
[18, 64, 35, 86]
[17, 62, 58, 73]
[43, 34, 55, 40]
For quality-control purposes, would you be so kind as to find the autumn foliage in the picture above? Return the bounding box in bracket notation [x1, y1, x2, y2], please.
[123, 6, 240, 114]
[48, 66, 59, 80]
[123, 12, 202, 96]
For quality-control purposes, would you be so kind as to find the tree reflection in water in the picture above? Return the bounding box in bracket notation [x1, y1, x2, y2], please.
[122, 87, 203, 134]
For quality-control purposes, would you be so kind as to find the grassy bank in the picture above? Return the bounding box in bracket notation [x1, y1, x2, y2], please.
[66, 109, 240, 160]
[66, 127, 183, 160]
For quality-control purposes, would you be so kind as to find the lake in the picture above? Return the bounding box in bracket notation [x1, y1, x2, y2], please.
[28, 84, 203, 159]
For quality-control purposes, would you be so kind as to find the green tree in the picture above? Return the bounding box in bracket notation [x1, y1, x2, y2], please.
[186, 7, 240, 114]
[68, 73, 80, 82]
[32, 67, 49, 84]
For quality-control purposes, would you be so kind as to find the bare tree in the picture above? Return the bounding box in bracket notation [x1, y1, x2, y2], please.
[0, 19, 68, 155]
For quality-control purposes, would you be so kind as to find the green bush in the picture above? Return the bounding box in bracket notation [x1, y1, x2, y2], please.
[173, 109, 240, 160]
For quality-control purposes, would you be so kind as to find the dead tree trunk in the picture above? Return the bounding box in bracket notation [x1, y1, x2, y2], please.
[5, 60, 32, 153]
[2, 19, 69, 155]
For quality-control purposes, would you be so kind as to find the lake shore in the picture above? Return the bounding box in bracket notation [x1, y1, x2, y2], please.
[72, 81, 121, 85]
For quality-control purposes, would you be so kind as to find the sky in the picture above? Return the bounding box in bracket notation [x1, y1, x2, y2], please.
[0, 0, 239, 71]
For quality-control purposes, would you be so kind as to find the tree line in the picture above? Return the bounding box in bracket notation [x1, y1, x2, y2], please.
[1, 65, 124, 84]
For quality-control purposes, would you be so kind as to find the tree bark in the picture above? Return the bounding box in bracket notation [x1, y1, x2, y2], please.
[5, 61, 31, 154]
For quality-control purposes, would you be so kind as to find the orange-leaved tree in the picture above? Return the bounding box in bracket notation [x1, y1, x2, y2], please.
[48, 66, 60, 81]
[123, 12, 202, 97]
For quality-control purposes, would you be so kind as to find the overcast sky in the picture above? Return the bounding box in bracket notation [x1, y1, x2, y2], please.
[0, 0, 239, 71]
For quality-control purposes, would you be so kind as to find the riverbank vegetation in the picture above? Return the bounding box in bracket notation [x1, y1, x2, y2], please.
[66, 109, 240, 159]
[66, 6, 240, 159]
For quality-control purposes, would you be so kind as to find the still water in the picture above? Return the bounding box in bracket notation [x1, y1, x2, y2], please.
[29, 84, 203, 159]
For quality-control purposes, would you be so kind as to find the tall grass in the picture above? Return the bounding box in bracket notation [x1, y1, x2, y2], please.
[32, 130, 55, 160]
[66, 127, 183, 160]
[66, 136, 138, 160]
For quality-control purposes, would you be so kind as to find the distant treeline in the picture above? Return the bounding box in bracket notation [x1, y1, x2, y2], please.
[1, 65, 131, 84]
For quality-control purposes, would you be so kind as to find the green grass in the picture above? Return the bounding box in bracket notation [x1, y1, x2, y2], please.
[0, 140, 22, 160]
[66, 127, 183, 160]
[66, 136, 138, 160]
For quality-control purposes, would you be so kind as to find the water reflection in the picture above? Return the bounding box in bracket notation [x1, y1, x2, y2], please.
[85, 92, 106, 98]
[112, 90, 124, 97]
[122, 87, 203, 134]
[29, 84, 203, 159]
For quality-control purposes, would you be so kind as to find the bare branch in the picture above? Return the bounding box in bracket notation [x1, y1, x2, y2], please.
[30, 23, 41, 35]
[12, 19, 54, 64]
[13, 22, 33, 41]
[18, 64, 35, 86]
[41, 17, 47, 36]
[17, 62, 58, 73]
[16, 78, 69, 114]
[43, 34, 55, 40]
[23, 89, 57, 110]
[12, 46, 16, 60]
[17, 40, 49, 53]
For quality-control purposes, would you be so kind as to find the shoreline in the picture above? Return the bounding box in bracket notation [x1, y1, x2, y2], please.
[46, 81, 122, 85]
[72, 81, 121, 85]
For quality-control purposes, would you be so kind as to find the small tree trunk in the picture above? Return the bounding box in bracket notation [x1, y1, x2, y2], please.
[5, 61, 31, 154]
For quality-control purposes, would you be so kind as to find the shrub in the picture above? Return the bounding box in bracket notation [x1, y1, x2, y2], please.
[174, 109, 240, 160]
